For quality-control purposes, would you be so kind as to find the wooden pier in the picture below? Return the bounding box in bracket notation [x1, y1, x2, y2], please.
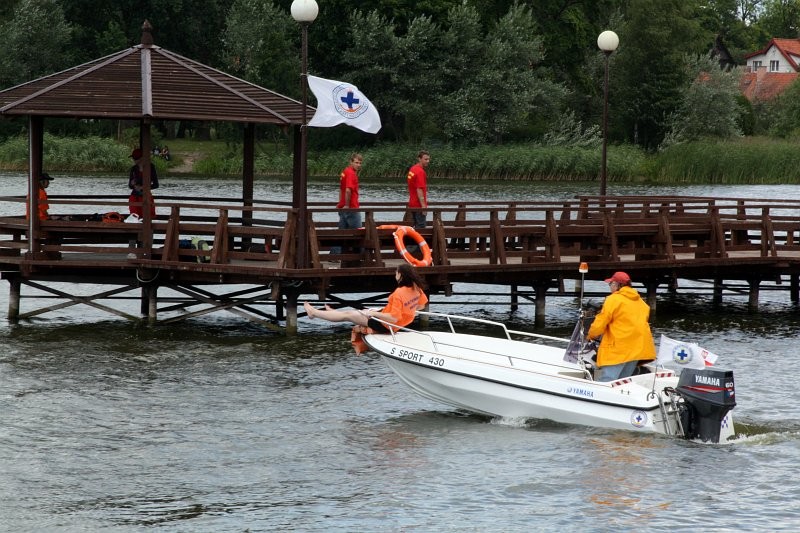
[1, 194, 799, 331]
[3, 24, 796, 332]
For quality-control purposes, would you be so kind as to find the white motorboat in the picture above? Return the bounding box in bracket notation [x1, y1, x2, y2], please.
[365, 312, 736, 443]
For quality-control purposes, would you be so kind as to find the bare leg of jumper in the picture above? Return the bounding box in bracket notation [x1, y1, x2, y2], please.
[304, 302, 369, 327]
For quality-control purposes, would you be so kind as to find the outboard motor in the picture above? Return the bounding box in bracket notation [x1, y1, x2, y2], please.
[676, 368, 735, 443]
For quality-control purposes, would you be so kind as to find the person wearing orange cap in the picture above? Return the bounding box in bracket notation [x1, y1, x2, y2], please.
[128, 148, 159, 218]
[586, 271, 656, 381]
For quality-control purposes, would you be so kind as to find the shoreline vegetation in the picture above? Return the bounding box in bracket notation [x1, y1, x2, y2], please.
[0, 134, 798, 185]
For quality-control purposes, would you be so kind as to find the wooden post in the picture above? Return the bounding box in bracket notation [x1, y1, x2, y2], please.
[645, 281, 658, 317]
[713, 278, 723, 306]
[27, 116, 44, 256]
[418, 301, 430, 328]
[534, 282, 547, 327]
[242, 123, 255, 251]
[285, 291, 298, 335]
[748, 279, 760, 313]
[147, 284, 158, 325]
[791, 274, 799, 304]
[510, 284, 518, 312]
[140, 285, 149, 316]
[8, 279, 20, 323]
[275, 293, 285, 321]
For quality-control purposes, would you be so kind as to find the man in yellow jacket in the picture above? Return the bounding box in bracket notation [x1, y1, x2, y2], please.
[587, 271, 656, 381]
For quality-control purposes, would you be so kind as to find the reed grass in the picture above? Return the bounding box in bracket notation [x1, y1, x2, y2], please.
[0, 134, 166, 173]
[250, 143, 647, 181]
[651, 138, 800, 184]
[1, 135, 799, 184]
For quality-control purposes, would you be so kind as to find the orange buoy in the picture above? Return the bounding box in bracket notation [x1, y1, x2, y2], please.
[391, 225, 432, 267]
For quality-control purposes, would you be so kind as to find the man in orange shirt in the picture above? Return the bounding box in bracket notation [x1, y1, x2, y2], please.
[26, 173, 53, 220]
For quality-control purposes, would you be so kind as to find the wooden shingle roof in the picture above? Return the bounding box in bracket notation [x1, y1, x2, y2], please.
[0, 21, 310, 125]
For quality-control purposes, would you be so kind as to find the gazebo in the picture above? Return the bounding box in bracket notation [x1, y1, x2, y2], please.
[0, 21, 312, 266]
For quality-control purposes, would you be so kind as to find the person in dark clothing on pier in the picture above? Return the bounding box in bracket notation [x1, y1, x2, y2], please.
[128, 148, 159, 219]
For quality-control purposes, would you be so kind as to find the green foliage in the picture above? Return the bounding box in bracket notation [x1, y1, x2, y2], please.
[763, 77, 800, 137]
[0, 134, 146, 173]
[757, 0, 800, 38]
[94, 20, 128, 56]
[0, 0, 72, 88]
[661, 53, 744, 148]
[344, 4, 566, 145]
[62, 0, 236, 66]
[222, 0, 298, 98]
[613, 0, 712, 150]
[1, 0, 797, 160]
[542, 112, 601, 148]
[247, 142, 646, 182]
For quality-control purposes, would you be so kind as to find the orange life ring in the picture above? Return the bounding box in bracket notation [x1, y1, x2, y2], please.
[390, 225, 432, 267]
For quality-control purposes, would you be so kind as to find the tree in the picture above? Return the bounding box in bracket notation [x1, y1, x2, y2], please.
[757, 0, 800, 37]
[342, 10, 403, 138]
[763, 77, 800, 136]
[612, 0, 711, 150]
[222, 0, 298, 98]
[661, 53, 744, 147]
[61, 0, 235, 66]
[0, 0, 72, 89]
[442, 3, 565, 143]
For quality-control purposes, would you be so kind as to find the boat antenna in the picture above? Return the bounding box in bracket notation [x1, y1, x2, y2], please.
[578, 262, 588, 318]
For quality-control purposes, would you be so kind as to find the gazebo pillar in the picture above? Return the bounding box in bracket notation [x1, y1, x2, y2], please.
[140, 120, 154, 257]
[242, 123, 255, 250]
[26, 116, 44, 257]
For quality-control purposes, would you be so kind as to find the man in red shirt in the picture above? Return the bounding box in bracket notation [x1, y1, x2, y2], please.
[331, 153, 363, 257]
[406, 150, 430, 229]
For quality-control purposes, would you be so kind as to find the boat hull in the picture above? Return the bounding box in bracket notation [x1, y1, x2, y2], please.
[367, 331, 735, 441]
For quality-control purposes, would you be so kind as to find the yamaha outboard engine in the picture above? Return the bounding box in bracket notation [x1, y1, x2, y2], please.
[676, 368, 735, 443]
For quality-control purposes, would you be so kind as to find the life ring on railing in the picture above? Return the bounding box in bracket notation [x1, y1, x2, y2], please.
[379, 224, 432, 267]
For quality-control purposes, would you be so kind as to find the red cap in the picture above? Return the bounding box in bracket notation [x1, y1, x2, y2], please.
[604, 271, 631, 284]
[131, 148, 143, 159]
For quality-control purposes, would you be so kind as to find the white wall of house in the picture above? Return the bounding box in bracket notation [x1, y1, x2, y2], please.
[746, 45, 797, 72]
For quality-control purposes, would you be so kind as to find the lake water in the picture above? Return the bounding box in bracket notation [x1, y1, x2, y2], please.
[1, 175, 800, 531]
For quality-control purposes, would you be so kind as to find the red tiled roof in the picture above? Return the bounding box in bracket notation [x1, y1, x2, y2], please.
[740, 71, 798, 101]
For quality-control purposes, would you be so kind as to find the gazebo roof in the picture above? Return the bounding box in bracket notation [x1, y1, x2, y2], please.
[0, 21, 309, 125]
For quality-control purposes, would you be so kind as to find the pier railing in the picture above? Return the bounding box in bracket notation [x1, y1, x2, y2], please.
[1, 194, 800, 271]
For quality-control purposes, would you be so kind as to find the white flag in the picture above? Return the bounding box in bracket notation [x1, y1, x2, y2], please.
[657, 335, 715, 372]
[307, 75, 381, 133]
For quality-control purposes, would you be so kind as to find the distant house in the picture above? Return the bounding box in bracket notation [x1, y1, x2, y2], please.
[740, 38, 800, 101]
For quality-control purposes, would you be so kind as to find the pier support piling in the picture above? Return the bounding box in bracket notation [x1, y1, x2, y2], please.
[147, 285, 158, 325]
[748, 279, 760, 312]
[510, 284, 518, 313]
[285, 292, 298, 335]
[8, 279, 20, 323]
[713, 278, 723, 306]
[533, 282, 548, 327]
[645, 281, 658, 316]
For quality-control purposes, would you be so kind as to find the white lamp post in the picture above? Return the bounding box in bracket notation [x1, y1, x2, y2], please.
[597, 30, 619, 197]
[291, 0, 318, 268]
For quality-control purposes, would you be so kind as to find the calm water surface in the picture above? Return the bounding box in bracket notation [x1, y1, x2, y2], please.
[1, 175, 799, 531]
